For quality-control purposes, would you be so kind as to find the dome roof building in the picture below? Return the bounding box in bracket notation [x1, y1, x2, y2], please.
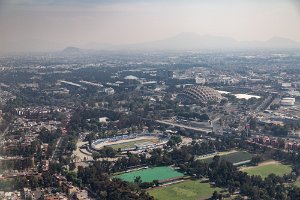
[177, 86, 222, 104]
[124, 75, 139, 80]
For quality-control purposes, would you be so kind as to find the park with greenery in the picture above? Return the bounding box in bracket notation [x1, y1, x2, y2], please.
[148, 180, 222, 200]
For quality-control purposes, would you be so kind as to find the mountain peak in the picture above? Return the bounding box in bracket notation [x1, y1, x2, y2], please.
[267, 36, 295, 43]
[62, 46, 82, 54]
[265, 37, 300, 48]
[175, 32, 202, 37]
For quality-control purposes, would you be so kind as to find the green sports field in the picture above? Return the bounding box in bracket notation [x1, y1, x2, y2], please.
[148, 180, 222, 200]
[116, 166, 184, 182]
[199, 151, 253, 165]
[242, 163, 292, 179]
[106, 138, 160, 150]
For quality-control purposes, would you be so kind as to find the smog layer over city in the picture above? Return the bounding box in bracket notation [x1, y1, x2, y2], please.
[0, 1, 300, 200]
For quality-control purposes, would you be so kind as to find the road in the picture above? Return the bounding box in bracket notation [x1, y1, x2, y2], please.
[156, 120, 213, 133]
[211, 116, 223, 134]
[254, 95, 274, 113]
[51, 136, 64, 161]
[0, 118, 13, 141]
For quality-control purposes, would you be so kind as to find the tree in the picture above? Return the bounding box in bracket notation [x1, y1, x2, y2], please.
[134, 176, 142, 188]
[167, 135, 182, 147]
[69, 162, 76, 171]
[153, 180, 159, 187]
[249, 118, 257, 130]
[250, 156, 263, 166]
[92, 152, 101, 161]
[211, 191, 222, 200]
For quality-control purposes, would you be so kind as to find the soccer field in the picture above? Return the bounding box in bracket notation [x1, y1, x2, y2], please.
[116, 166, 184, 182]
[106, 138, 160, 150]
[148, 180, 222, 200]
[199, 151, 253, 165]
[242, 162, 292, 179]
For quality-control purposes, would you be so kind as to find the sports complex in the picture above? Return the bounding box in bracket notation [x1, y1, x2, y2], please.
[91, 133, 170, 152]
[116, 166, 225, 200]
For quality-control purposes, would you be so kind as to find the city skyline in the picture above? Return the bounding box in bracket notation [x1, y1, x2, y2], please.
[1, 2, 300, 199]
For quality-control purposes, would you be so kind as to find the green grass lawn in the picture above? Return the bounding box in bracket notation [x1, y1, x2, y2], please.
[293, 179, 300, 188]
[116, 166, 184, 182]
[106, 138, 160, 150]
[199, 151, 253, 165]
[148, 180, 222, 200]
[243, 163, 292, 179]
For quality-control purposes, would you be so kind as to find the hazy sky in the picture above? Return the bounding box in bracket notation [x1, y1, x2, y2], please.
[1, 0, 300, 53]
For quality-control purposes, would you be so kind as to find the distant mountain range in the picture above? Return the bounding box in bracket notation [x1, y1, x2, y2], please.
[62, 32, 300, 53]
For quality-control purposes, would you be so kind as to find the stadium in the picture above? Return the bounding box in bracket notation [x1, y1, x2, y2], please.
[91, 133, 170, 152]
[177, 86, 222, 104]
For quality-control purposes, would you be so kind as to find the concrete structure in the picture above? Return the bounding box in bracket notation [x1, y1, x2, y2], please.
[177, 86, 222, 104]
[280, 97, 295, 106]
[74, 190, 89, 200]
[195, 77, 205, 84]
[282, 82, 292, 88]
[91, 133, 169, 152]
[104, 87, 115, 95]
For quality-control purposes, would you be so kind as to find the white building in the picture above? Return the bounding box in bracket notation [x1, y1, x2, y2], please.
[280, 97, 295, 106]
[104, 87, 115, 95]
[195, 77, 206, 84]
[282, 82, 292, 88]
